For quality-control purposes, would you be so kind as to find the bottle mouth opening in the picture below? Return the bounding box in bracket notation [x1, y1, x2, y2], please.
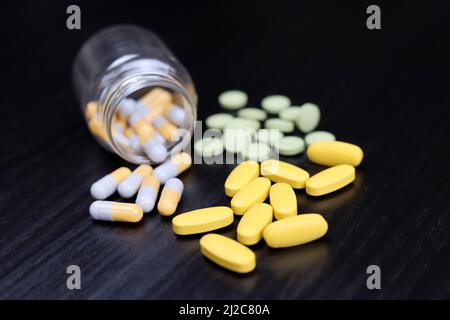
[102, 74, 196, 164]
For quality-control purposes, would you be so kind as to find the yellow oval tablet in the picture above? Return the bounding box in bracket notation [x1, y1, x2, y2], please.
[172, 206, 234, 235]
[307, 141, 363, 167]
[231, 177, 271, 215]
[200, 234, 256, 273]
[270, 182, 297, 220]
[237, 203, 273, 245]
[260, 160, 310, 189]
[224, 161, 259, 197]
[263, 214, 328, 248]
[306, 164, 355, 196]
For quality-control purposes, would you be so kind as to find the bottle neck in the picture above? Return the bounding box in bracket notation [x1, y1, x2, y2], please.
[100, 70, 196, 164]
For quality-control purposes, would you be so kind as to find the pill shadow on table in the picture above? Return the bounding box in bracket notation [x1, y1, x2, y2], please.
[264, 240, 330, 275]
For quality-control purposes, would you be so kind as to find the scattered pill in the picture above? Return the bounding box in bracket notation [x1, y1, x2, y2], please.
[279, 106, 302, 121]
[223, 128, 254, 154]
[237, 108, 267, 121]
[241, 142, 272, 162]
[118, 164, 153, 198]
[231, 177, 271, 215]
[255, 129, 284, 147]
[307, 141, 363, 167]
[237, 203, 273, 245]
[261, 95, 291, 114]
[153, 115, 178, 141]
[90, 167, 132, 200]
[89, 201, 143, 223]
[165, 105, 185, 127]
[218, 90, 248, 110]
[224, 160, 259, 197]
[200, 233, 256, 273]
[225, 117, 260, 131]
[270, 182, 297, 220]
[205, 113, 234, 130]
[263, 214, 328, 248]
[304, 131, 336, 145]
[305, 164, 355, 196]
[135, 175, 160, 213]
[194, 137, 224, 157]
[278, 136, 305, 156]
[158, 178, 184, 216]
[172, 206, 234, 235]
[153, 152, 192, 184]
[260, 159, 310, 189]
[296, 103, 321, 133]
[264, 118, 294, 133]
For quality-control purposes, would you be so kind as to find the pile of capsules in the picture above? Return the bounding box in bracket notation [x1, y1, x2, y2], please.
[88, 89, 364, 274]
[90, 152, 191, 222]
[85, 88, 186, 164]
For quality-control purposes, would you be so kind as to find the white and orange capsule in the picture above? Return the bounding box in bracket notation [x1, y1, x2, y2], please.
[112, 127, 130, 148]
[117, 99, 137, 119]
[125, 127, 144, 154]
[153, 152, 192, 184]
[118, 164, 153, 198]
[90, 167, 131, 200]
[138, 103, 165, 123]
[136, 175, 161, 213]
[157, 178, 184, 216]
[165, 105, 185, 127]
[85, 101, 99, 119]
[139, 127, 168, 163]
[88, 116, 109, 143]
[89, 201, 143, 223]
[140, 87, 173, 110]
[153, 115, 178, 141]
[129, 112, 154, 137]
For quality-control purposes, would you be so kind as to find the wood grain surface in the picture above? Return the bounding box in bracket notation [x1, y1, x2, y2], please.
[0, 1, 449, 299]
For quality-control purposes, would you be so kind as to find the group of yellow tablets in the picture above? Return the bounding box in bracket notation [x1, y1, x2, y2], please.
[85, 88, 186, 163]
[173, 140, 363, 273]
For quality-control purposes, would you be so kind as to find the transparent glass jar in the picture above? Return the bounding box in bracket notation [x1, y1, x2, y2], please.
[72, 25, 197, 164]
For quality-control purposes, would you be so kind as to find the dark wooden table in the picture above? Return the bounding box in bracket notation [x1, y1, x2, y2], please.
[1, 1, 449, 299]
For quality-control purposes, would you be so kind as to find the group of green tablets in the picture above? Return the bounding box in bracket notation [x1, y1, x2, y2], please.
[195, 90, 336, 161]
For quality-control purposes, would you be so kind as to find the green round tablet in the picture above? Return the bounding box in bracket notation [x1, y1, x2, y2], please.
[206, 113, 234, 130]
[194, 137, 224, 157]
[304, 131, 336, 145]
[279, 106, 302, 121]
[278, 136, 305, 156]
[223, 128, 254, 153]
[256, 129, 284, 146]
[261, 95, 291, 114]
[225, 117, 260, 131]
[241, 142, 272, 162]
[264, 118, 294, 133]
[237, 108, 267, 121]
[218, 90, 248, 110]
[295, 103, 320, 133]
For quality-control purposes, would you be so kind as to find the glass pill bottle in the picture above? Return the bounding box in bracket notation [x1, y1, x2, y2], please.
[72, 25, 197, 164]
